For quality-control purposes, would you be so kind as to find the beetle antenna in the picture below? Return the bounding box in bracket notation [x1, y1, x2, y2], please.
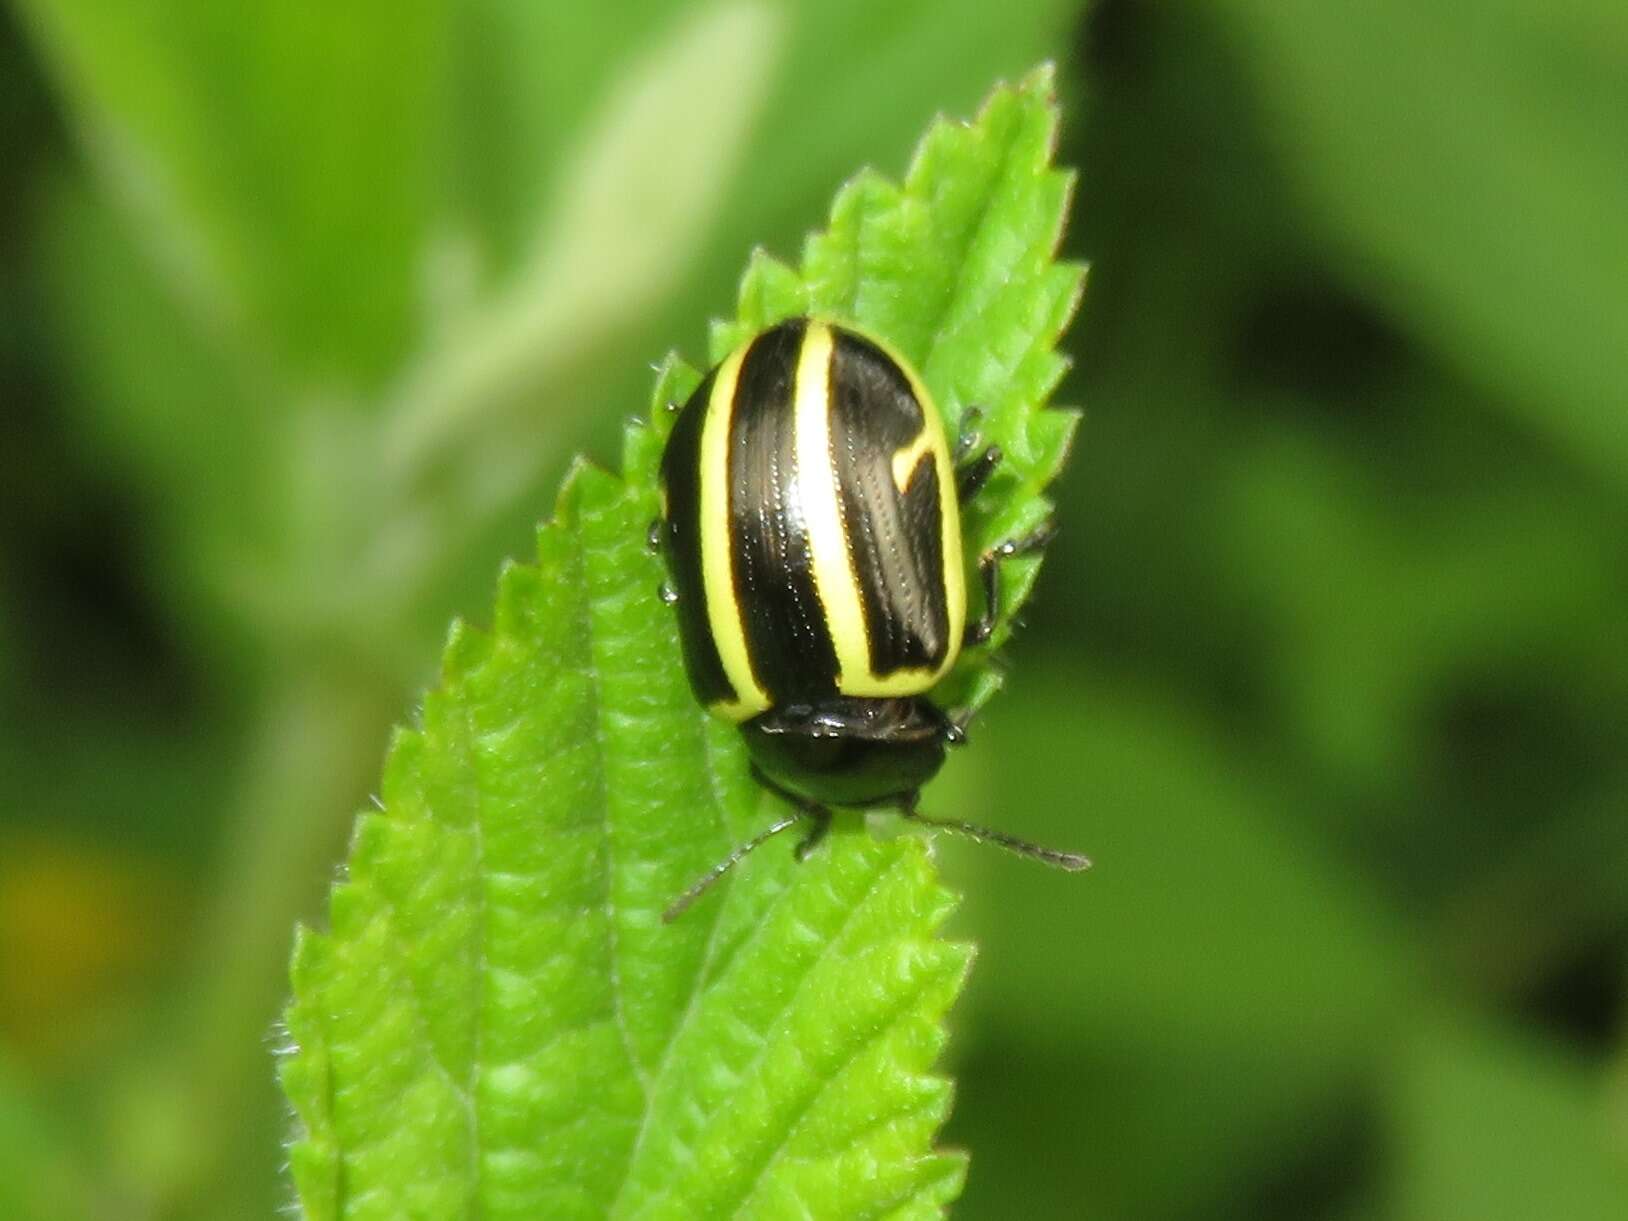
[900, 807, 1091, 872]
[662, 812, 803, 923]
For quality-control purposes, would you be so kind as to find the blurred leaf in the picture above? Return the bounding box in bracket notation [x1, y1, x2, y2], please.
[1213, 423, 1628, 788]
[947, 664, 1413, 1218]
[450, 0, 1079, 280]
[693, 0, 1081, 297]
[14, 0, 452, 384]
[385, 0, 788, 487]
[968, 664, 1410, 1056]
[447, 0, 695, 275]
[1390, 1018, 1628, 1221]
[1213, 0, 1628, 489]
[1438, 788, 1628, 1004]
[283, 70, 1082, 1218]
[33, 175, 273, 641]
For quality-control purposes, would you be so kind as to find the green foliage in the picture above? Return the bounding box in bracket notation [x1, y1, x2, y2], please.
[281, 70, 1079, 1218]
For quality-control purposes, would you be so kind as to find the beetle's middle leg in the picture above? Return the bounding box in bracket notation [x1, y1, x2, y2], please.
[964, 520, 1058, 647]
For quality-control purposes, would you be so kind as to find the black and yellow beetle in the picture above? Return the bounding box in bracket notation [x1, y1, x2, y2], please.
[657, 317, 1088, 918]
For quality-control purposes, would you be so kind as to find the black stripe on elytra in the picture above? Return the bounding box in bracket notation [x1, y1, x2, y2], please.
[728, 319, 840, 703]
[659, 368, 737, 707]
[827, 329, 950, 676]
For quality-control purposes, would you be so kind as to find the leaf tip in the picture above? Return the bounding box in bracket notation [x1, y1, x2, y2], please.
[1019, 59, 1059, 98]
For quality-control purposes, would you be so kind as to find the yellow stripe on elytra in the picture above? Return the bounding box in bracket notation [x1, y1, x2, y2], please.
[698, 342, 769, 721]
[796, 323, 871, 691]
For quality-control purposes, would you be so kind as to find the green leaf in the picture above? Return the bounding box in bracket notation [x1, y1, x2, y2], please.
[282, 69, 1079, 1218]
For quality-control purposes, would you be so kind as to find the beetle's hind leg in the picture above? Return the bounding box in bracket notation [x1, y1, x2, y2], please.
[964, 520, 1059, 648]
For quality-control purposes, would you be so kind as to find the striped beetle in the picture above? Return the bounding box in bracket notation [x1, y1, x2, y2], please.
[657, 317, 1087, 918]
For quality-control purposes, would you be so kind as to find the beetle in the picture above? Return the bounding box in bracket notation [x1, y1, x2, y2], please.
[656, 316, 1088, 919]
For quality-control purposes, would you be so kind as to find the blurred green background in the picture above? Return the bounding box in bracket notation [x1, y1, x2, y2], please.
[3, 1, 1625, 1217]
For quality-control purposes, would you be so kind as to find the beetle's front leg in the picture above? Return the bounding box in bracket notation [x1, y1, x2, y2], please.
[953, 407, 985, 465]
[957, 445, 1002, 503]
[792, 806, 833, 861]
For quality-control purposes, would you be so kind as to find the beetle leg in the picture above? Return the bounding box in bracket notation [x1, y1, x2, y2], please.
[964, 520, 1058, 647]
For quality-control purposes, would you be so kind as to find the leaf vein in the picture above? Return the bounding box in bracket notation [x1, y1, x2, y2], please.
[640, 848, 911, 1215]
[568, 507, 654, 1101]
[727, 954, 951, 1218]
[607, 710, 738, 1214]
[458, 700, 488, 1208]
